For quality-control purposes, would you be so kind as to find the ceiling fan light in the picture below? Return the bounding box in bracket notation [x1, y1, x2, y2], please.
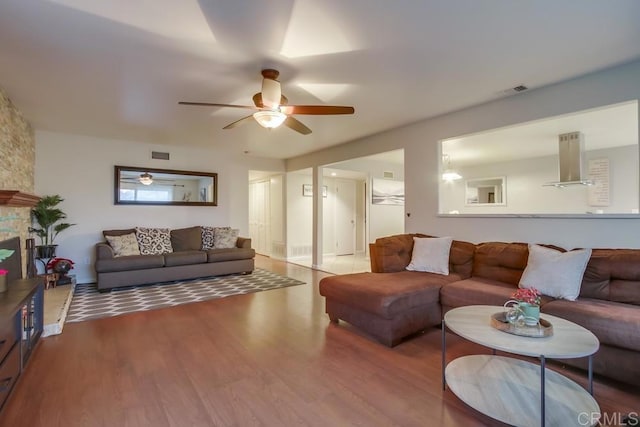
[441, 154, 462, 181]
[253, 110, 287, 129]
[139, 172, 153, 185]
[442, 170, 462, 181]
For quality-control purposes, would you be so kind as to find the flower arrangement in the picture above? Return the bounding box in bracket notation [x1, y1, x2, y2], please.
[0, 269, 8, 276]
[512, 287, 541, 306]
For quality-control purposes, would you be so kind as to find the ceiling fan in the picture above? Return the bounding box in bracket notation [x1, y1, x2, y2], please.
[179, 69, 354, 135]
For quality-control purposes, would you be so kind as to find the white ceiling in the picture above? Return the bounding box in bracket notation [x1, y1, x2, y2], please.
[1, 1, 640, 160]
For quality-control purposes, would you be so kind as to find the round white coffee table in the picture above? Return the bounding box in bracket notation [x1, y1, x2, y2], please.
[442, 305, 600, 427]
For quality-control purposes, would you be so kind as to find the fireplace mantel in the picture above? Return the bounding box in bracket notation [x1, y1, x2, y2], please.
[0, 190, 40, 207]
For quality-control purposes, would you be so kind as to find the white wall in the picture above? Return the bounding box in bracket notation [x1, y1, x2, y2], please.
[35, 130, 284, 283]
[328, 156, 406, 242]
[284, 172, 338, 258]
[287, 59, 640, 249]
[269, 175, 286, 259]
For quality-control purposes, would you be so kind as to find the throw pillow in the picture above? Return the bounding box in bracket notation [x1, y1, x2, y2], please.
[406, 236, 453, 275]
[105, 233, 140, 257]
[170, 226, 202, 252]
[519, 244, 592, 301]
[213, 227, 239, 249]
[135, 227, 173, 255]
[201, 226, 231, 250]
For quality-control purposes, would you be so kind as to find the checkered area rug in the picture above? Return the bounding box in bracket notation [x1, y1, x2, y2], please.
[66, 268, 306, 323]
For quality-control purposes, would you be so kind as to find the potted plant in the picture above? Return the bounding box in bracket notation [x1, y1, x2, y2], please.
[30, 195, 75, 259]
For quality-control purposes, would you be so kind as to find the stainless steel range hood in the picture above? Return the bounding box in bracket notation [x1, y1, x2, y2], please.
[543, 131, 594, 188]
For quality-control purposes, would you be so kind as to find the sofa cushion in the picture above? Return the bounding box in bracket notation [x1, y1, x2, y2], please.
[581, 249, 640, 305]
[376, 234, 431, 272]
[207, 248, 255, 263]
[105, 233, 140, 257]
[170, 226, 202, 252]
[519, 244, 591, 301]
[406, 236, 453, 275]
[472, 242, 529, 285]
[373, 233, 475, 278]
[214, 228, 239, 249]
[103, 228, 136, 239]
[542, 298, 640, 352]
[164, 250, 207, 267]
[136, 227, 173, 255]
[440, 277, 518, 309]
[319, 271, 460, 319]
[95, 254, 165, 273]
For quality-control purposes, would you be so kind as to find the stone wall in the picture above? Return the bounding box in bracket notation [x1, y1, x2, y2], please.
[0, 87, 36, 273]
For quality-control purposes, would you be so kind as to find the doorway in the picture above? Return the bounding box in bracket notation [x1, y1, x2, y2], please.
[334, 178, 356, 255]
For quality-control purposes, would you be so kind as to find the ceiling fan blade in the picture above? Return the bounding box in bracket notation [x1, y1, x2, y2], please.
[283, 117, 312, 135]
[179, 101, 257, 110]
[223, 115, 255, 129]
[261, 78, 281, 109]
[280, 105, 355, 115]
[252, 93, 289, 108]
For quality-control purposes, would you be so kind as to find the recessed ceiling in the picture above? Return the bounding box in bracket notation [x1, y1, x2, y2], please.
[1, 1, 639, 159]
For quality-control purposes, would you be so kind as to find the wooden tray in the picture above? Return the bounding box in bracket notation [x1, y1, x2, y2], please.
[490, 312, 553, 338]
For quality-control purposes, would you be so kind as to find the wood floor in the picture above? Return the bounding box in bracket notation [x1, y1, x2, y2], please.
[1, 256, 638, 426]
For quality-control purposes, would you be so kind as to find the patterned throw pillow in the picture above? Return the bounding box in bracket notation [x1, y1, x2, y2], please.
[135, 227, 173, 255]
[213, 228, 239, 249]
[105, 233, 141, 257]
[201, 226, 216, 250]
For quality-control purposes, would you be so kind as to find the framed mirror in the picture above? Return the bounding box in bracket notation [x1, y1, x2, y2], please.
[465, 177, 506, 206]
[114, 165, 217, 206]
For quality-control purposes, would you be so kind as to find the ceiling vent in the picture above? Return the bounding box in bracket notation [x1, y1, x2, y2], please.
[543, 132, 594, 188]
[383, 171, 394, 179]
[496, 85, 529, 96]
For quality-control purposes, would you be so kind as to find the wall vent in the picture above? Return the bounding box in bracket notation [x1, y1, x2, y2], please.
[383, 171, 394, 179]
[151, 151, 170, 160]
[271, 242, 286, 259]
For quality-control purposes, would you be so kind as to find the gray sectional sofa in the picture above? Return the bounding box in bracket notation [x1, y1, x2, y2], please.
[94, 226, 255, 291]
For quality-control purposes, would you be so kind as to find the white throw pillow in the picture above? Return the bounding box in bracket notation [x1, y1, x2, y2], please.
[105, 233, 140, 257]
[213, 228, 239, 249]
[406, 236, 453, 275]
[519, 244, 592, 301]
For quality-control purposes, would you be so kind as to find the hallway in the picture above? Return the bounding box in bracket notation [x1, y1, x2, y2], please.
[288, 253, 371, 275]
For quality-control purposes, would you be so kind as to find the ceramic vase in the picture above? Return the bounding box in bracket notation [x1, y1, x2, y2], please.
[519, 302, 540, 325]
[0, 274, 7, 293]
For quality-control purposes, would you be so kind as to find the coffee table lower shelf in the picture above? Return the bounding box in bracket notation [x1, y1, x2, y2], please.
[445, 355, 599, 427]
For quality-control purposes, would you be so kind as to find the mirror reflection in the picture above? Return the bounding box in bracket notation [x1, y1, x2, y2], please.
[466, 177, 505, 206]
[115, 166, 217, 206]
[439, 100, 639, 215]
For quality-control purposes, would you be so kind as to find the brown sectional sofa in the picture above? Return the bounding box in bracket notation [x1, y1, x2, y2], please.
[319, 233, 640, 385]
[94, 226, 255, 291]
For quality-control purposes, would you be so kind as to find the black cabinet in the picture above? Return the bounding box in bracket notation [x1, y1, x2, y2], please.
[0, 278, 43, 412]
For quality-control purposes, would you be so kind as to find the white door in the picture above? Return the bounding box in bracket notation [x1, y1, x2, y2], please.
[335, 179, 356, 255]
[249, 180, 270, 256]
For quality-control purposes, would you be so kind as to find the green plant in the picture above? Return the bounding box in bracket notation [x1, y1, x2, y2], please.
[30, 195, 75, 246]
